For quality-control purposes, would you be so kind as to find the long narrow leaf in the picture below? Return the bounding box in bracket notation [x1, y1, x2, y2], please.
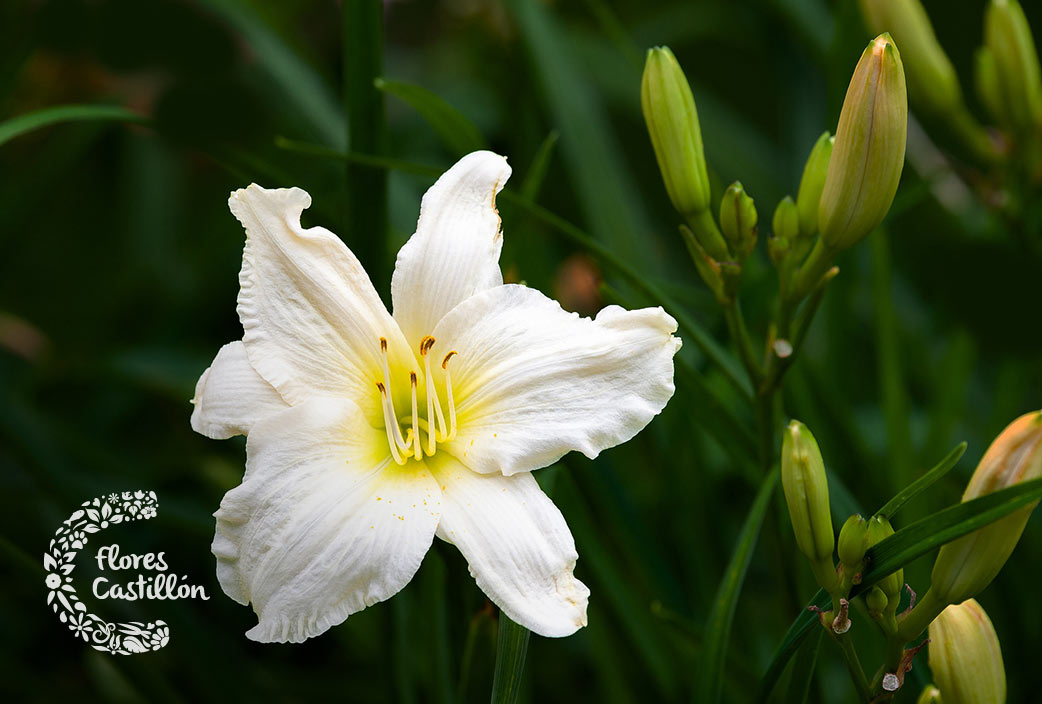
[695, 468, 780, 704]
[0, 104, 148, 148]
[376, 78, 486, 156]
[783, 627, 823, 704]
[490, 614, 531, 704]
[755, 591, 828, 704]
[875, 442, 967, 520]
[857, 476, 1042, 593]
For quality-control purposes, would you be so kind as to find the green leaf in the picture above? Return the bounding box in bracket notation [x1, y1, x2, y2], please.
[856, 476, 1042, 594]
[695, 468, 780, 704]
[783, 627, 822, 704]
[520, 130, 559, 201]
[874, 442, 967, 520]
[490, 614, 531, 704]
[375, 78, 486, 156]
[0, 104, 149, 148]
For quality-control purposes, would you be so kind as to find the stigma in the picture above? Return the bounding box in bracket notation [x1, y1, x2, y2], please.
[377, 336, 457, 465]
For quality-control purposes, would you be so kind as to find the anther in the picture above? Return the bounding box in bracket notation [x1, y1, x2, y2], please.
[420, 336, 436, 356]
[442, 351, 457, 369]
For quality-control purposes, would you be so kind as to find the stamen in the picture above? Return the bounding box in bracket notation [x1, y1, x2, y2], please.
[377, 382, 406, 466]
[379, 338, 409, 451]
[442, 352, 457, 440]
[420, 337, 442, 453]
[409, 372, 422, 460]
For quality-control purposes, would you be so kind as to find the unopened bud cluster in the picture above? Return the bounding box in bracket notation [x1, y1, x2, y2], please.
[641, 35, 907, 309]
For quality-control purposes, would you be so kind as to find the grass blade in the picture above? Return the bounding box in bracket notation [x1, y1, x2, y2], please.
[695, 468, 780, 704]
[376, 78, 486, 156]
[874, 442, 967, 520]
[490, 614, 531, 704]
[0, 104, 148, 148]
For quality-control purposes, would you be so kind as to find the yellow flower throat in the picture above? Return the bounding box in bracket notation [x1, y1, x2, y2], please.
[377, 336, 457, 465]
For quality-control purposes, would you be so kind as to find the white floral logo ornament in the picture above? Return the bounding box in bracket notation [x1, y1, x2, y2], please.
[191, 150, 681, 643]
[44, 491, 170, 654]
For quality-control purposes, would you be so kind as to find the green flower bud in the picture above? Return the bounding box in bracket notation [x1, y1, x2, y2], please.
[858, 0, 963, 116]
[781, 421, 836, 586]
[866, 516, 903, 604]
[976, 47, 1010, 127]
[928, 599, 1006, 704]
[837, 514, 869, 568]
[984, 0, 1042, 133]
[819, 34, 907, 251]
[767, 235, 790, 265]
[795, 132, 833, 238]
[931, 411, 1042, 605]
[866, 586, 889, 618]
[915, 686, 942, 704]
[642, 47, 711, 219]
[719, 182, 758, 262]
[772, 196, 799, 243]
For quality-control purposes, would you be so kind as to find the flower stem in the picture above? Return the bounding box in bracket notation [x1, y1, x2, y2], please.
[342, 0, 389, 286]
[835, 633, 873, 703]
[724, 300, 764, 389]
[896, 587, 944, 643]
[491, 614, 531, 704]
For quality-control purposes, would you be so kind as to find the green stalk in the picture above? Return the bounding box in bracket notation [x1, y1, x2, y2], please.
[871, 231, 913, 493]
[723, 301, 764, 388]
[835, 633, 872, 703]
[343, 0, 389, 285]
[491, 614, 531, 704]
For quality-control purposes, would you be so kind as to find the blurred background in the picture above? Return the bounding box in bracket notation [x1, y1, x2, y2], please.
[2, 0, 1040, 701]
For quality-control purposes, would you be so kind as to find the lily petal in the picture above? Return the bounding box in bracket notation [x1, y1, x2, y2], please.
[428, 453, 589, 637]
[213, 397, 441, 643]
[391, 151, 511, 344]
[431, 284, 681, 475]
[191, 341, 288, 439]
[232, 184, 414, 419]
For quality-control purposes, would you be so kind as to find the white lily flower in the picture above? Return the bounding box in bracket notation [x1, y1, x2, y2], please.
[191, 151, 681, 643]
